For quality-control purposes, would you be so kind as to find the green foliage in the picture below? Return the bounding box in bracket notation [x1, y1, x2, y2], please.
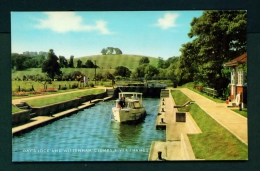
[11, 53, 44, 70]
[41, 49, 62, 79]
[68, 55, 74, 68]
[101, 47, 122, 55]
[85, 59, 97, 68]
[139, 57, 150, 65]
[76, 59, 82, 68]
[114, 66, 131, 78]
[59, 56, 68, 68]
[103, 71, 114, 80]
[178, 10, 247, 96]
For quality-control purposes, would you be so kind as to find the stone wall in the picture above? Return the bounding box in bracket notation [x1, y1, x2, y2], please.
[12, 110, 30, 125]
[31, 92, 108, 117]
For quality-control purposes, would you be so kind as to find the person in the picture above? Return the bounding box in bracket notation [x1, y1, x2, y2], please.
[118, 96, 125, 108]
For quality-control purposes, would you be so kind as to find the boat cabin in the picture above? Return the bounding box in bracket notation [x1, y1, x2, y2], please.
[115, 92, 143, 109]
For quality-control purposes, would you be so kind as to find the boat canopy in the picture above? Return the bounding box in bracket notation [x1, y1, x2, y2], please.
[117, 92, 143, 107]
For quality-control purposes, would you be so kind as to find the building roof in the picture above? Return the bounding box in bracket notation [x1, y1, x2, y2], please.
[223, 53, 247, 67]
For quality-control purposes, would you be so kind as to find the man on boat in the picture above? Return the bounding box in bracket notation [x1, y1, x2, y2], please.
[118, 96, 125, 108]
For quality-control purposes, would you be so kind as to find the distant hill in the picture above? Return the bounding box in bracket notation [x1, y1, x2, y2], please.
[75, 54, 158, 69]
[12, 54, 159, 80]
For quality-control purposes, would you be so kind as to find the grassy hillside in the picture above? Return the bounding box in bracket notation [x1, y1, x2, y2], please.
[12, 54, 159, 80]
[76, 54, 158, 69]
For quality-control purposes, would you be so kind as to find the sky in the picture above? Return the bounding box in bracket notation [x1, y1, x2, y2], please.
[11, 11, 203, 59]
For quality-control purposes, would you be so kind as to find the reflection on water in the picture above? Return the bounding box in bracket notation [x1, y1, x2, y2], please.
[12, 98, 165, 161]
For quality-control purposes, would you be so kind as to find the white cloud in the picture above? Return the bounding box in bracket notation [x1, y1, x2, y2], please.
[35, 12, 112, 34]
[155, 13, 179, 29]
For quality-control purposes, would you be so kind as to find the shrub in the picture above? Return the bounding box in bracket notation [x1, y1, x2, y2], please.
[61, 86, 67, 90]
[89, 83, 94, 87]
[71, 83, 78, 89]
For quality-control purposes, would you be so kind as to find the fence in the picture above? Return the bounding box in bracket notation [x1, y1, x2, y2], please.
[202, 87, 218, 97]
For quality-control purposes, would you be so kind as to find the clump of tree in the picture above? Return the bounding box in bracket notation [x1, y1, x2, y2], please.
[12, 53, 45, 70]
[132, 57, 159, 79]
[84, 60, 98, 68]
[177, 10, 247, 96]
[59, 56, 68, 68]
[101, 47, 122, 55]
[157, 56, 179, 69]
[68, 55, 74, 68]
[114, 66, 131, 78]
[42, 49, 62, 80]
[139, 57, 150, 65]
[63, 71, 84, 81]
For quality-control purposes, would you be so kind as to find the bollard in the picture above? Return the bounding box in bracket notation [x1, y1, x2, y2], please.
[161, 108, 165, 112]
[162, 98, 164, 101]
[162, 101, 165, 105]
[161, 118, 164, 123]
[158, 151, 163, 160]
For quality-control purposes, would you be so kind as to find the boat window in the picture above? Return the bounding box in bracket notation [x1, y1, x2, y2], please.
[134, 102, 141, 108]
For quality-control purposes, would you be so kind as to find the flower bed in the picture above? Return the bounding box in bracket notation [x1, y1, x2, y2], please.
[29, 91, 43, 95]
[12, 91, 28, 96]
[40, 88, 57, 92]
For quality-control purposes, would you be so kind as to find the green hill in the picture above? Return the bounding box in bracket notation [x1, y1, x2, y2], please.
[12, 54, 159, 80]
[76, 54, 158, 69]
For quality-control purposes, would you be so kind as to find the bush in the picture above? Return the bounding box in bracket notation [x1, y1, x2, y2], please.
[61, 86, 67, 90]
[89, 83, 94, 87]
[71, 83, 78, 89]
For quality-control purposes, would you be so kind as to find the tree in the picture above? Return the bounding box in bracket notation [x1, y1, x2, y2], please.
[178, 10, 246, 95]
[139, 57, 150, 65]
[100, 47, 123, 55]
[85, 60, 96, 68]
[103, 71, 115, 80]
[59, 56, 68, 68]
[95, 73, 103, 81]
[77, 59, 82, 68]
[144, 64, 159, 79]
[68, 55, 74, 68]
[101, 48, 106, 55]
[114, 66, 131, 78]
[132, 64, 159, 79]
[114, 48, 122, 54]
[42, 49, 62, 79]
[157, 57, 165, 69]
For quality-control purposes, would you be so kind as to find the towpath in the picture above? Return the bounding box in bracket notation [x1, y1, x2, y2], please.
[173, 88, 248, 145]
[12, 86, 109, 105]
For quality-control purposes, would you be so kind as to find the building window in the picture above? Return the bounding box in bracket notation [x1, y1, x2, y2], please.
[237, 69, 244, 86]
[231, 69, 236, 85]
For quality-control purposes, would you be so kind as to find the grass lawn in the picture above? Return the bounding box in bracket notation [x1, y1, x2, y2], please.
[26, 89, 104, 107]
[232, 108, 248, 118]
[12, 106, 25, 113]
[171, 90, 248, 160]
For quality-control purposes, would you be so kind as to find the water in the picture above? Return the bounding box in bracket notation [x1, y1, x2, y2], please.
[12, 98, 165, 161]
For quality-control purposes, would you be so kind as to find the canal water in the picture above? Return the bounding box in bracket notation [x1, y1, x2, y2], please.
[12, 98, 165, 161]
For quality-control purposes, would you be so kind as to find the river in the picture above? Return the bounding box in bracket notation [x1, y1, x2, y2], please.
[12, 98, 165, 161]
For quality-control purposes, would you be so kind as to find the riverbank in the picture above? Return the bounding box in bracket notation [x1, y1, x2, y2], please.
[148, 90, 201, 160]
[148, 88, 248, 160]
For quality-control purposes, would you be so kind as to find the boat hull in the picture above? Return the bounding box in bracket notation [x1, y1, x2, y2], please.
[112, 107, 146, 123]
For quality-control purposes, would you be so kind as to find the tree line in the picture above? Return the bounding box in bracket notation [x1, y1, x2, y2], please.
[12, 53, 98, 71]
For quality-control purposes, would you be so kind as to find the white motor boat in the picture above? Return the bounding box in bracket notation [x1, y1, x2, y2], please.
[112, 92, 146, 123]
